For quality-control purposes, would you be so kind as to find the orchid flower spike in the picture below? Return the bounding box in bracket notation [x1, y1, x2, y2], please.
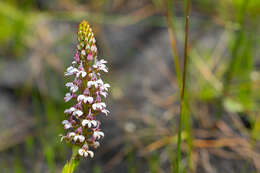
[61, 20, 110, 158]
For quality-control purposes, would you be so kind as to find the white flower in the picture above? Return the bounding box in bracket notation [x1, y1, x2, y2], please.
[82, 119, 98, 128]
[64, 107, 76, 114]
[77, 70, 87, 78]
[88, 79, 107, 89]
[65, 66, 78, 76]
[62, 119, 72, 129]
[73, 109, 83, 117]
[78, 149, 85, 157]
[92, 102, 106, 111]
[96, 79, 104, 86]
[101, 83, 110, 91]
[73, 135, 85, 142]
[64, 123, 72, 129]
[64, 107, 83, 116]
[76, 64, 87, 78]
[93, 130, 104, 140]
[77, 95, 94, 104]
[99, 59, 107, 64]
[101, 109, 110, 115]
[93, 59, 108, 72]
[62, 120, 69, 124]
[65, 82, 78, 93]
[100, 91, 107, 98]
[78, 149, 94, 158]
[87, 80, 97, 88]
[100, 91, 108, 98]
[64, 93, 73, 102]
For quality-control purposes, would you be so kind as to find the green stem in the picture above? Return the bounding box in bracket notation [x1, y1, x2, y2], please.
[62, 147, 80, 173]
[176, 0, 190, 172]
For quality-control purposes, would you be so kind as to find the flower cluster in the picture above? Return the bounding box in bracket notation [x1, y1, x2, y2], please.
[61, 20, 110, 158]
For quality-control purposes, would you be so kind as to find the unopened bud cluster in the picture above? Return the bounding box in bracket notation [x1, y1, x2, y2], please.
[61, 20, 110, 158]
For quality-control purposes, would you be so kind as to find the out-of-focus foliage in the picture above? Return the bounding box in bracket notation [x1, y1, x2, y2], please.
[0, 1, 35, 56]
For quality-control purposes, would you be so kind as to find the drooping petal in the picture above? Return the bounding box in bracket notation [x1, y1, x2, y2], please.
[87, 150, 94, 158]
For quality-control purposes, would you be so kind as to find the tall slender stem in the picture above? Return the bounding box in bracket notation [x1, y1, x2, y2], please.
[176, 0, 190, 172]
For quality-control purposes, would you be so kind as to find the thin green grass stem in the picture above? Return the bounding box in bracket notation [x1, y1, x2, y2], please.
[176, 0, 190, 172]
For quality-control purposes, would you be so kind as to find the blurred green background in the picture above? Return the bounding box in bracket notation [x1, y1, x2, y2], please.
[0, 0, 260, 172]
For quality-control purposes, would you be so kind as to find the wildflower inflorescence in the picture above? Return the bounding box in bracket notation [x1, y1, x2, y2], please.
[61, 20, 110, 158]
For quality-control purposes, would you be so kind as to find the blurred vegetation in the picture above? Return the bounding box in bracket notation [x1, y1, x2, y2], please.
[0, 0, 260, 173]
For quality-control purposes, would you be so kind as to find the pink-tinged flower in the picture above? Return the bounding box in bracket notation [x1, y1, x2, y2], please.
[65, 66, 78, 76]
[87, 80, 97, 88]
[64, 107, 83, 116]
[61, 20, 110, 159]
[93, 59, 108, 72]
[64, 93, 73, 102]
[62, 120, 69, 124]
[62, 120, 72, 129]
[96, 79, 104, 86]
[64, 123, 72, 129]
[65, 82, 78, 93]
[99, 91, 108, 98]
[64, 107, 76, 114]
[87, 53, 93, 61]
[76, 64, 87, 78]
[101, 83, 110, 91]
[68, 132, 76, 138]
[74, 51, 80, 63]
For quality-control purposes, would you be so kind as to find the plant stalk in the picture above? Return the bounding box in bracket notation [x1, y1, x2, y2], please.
[62, 147, 80, 173]
[176, 0, 190, 172]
